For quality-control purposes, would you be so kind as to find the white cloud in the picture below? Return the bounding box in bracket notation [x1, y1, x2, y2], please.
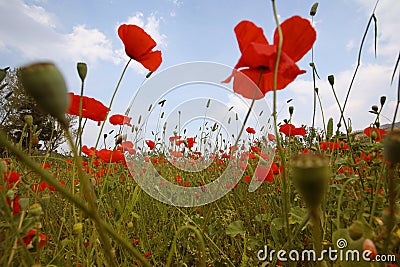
[122, 12, 167, 48]
[0, 0, 118, 66]
[346, 40, 355, 51]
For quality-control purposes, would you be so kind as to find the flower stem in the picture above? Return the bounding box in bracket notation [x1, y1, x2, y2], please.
[271, 0, 291, 242]
[94, 58, 132, 150]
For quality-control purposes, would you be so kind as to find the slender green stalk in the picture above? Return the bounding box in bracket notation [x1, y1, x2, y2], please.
[94, 58, 132, 150]
[271, 0, 290, 241]
[166, 225, 206, 267]
[336, 177, 357, 228]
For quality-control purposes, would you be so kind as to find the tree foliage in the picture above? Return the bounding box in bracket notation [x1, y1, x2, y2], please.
[0, 67, 76, 154]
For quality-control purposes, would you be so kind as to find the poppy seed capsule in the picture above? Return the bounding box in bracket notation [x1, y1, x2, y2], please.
[371, 105, 379, 112]
[77, 62, 87, 82]
[20, 62, 69, 125]
[24, 114, 33, 126]
[291, 153, 329, 210]
[384, 130, 400, 164]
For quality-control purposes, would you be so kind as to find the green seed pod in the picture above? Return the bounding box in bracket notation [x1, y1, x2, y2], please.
[328, 75, 335, 86]
[24, 114, 33, 126]
[29, 203, 43, 217]
[384, 130, 400, 164]
[77, 62, 87, 82]
[348, 220, 364, 240]
[73, 222, 83, 235]
[20, 62, 69, 125]
[327, 118, 333, 139]
[310, 2, 319, 16]
[291, 153, 329, 211]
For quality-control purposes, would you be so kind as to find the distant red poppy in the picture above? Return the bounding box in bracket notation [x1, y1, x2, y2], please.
[223, 16, 316, 99]
[364, 126, 387, 142]
[121, 141, 136, 154]
[118, 24, 162, 72]
[67, 93, 109, 125]
[186, 137, 196, 148]
[109, 114, 132, 126]
[254, 165, 274, 182]
[23, 229, 47, 248]
[279, 124, 306, 137]
[6, 194, 20, 215]
[246, 127, 256, 134]
[96, 149, 125, 163]
[146, 140, 155, 150]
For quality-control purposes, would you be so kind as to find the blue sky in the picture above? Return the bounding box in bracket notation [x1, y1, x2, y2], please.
[0, 0, 399, 149]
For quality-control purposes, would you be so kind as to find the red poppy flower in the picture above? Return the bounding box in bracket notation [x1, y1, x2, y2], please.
[67, 93, 109, 125]
[364, 126, 387, 142]
[279, 124, 306, 137]
[82, 145, 95, 157]
[121, 141, 136, 154]
[109, 114, 132, 126]
[246, 127, 256, 134]
[118, 24, 162, 72]
[223, 16, 316, 99]
[3, 171, 20, 183]
[145, 140, 155, 150]
[96, 149, 125, 163]
[6, 194, 20, 215]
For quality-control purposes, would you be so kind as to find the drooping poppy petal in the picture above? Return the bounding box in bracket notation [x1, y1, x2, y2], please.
[118, 24, 162, 72]
[273, 16, 317, 62]
[233, 20, 269, 54]
[109, 114, 132, 126]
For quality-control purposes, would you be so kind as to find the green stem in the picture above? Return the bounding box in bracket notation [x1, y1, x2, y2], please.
[271, 0, 291, 242]
[95, 58, 132, 150]
[336, 177, 357, 229]
[166, 225, 206, 267]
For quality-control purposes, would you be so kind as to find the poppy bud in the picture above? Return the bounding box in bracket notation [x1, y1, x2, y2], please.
[347, 126, 352, 133]
[380, 96, 386, 106]
[328, 75, 335, 86]
[310, 2, 319, 16]
[348, 220, 364, 240]
[77, 62, 87, 82]
[291, 153, 329, 210]
[0, 160, 7, 174]
[0, 68, 7, 83]
[24, 114, 33, 126]
[384, 130, 400, 164]
[371, 105, 379, 112]
[20, 62, 69, 125]
[127, 221, 134, 228]
[289, 106, 294, 115]
[315, 87, 319, 94]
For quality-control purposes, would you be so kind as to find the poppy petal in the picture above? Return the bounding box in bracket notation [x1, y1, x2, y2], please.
[234, 20, 269, 53]
[273, 16, 316, 62]
[118, 24, 162, 71]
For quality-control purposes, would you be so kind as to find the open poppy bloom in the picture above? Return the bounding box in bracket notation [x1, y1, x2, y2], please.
[145, 140, 155, 150]
[364, 126, 387, 142]
[109, 114, 132, 126]
[223, 16, 316, 99]
[118, 24, 162, 72]
[246, 127, 256, 134]
[67, 93, 109, 125]
[279, 123, 306, 137]
[96, 148, 125, 163]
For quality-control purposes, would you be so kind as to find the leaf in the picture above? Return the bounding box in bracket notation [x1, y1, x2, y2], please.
[254, 213, 269, 223]
[270, 217, 284, 244]
[226, 220, 245, 238]
[289, 206, 308, 226]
